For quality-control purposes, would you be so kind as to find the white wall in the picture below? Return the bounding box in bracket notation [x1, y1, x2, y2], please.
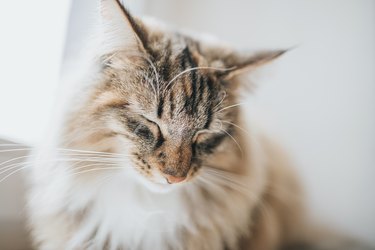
[0, 0, 71, 145]
[143, 0, 375, 243]
[63, 0, 145, 64]
[0, 0, 143, 145]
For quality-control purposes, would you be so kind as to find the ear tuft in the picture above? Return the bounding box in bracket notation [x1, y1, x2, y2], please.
[99, 0, 147, 54]
[219, 49, 288, 80]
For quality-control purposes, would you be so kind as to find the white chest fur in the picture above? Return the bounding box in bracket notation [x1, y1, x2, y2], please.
[65, 172, 258, 250]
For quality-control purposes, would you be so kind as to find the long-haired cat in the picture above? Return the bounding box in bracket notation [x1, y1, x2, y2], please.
[27, 1, 372, 249]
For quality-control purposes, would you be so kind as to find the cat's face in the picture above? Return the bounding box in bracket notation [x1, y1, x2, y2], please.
[65, 0, 284, 190]
[97, 46, 236, 187]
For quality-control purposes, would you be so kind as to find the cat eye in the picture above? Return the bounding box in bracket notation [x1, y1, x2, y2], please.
[126, 118, 154, 142]
[134, 123, 154, 141]
[193, 129, 226, 154]
[126, 115, 163, 145]
[141, 116, 162, 136]
[194, 132, 227, 154]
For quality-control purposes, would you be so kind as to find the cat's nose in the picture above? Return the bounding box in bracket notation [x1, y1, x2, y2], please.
[161, 166, 187, 184]
[163, 174, 186, 184]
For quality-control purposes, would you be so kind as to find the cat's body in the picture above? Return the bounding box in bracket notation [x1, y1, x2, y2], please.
[27, 1, 372, 250]
[29, 124, 304, 250]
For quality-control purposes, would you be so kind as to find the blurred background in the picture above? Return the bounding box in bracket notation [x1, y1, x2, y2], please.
[0, 0, 374, 249]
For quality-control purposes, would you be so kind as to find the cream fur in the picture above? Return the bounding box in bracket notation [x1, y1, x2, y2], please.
[27, 1, 309, 249]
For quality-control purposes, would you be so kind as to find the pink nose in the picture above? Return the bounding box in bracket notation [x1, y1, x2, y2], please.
[164, 174, 186, 184]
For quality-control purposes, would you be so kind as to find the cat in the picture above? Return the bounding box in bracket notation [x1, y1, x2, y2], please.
[26, 0, 373, 249]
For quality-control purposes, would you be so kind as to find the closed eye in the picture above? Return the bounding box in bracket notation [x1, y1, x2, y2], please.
[141, 116, 164, 148]
[126, 118, 154, 141]
[126, 115, 164, 147]
[134, 123, 154, 141]
[194, 132, 227, 154]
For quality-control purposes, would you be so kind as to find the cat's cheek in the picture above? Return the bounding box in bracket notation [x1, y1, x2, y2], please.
[129, 154, 164, 184]
[189, 165, 201, 178]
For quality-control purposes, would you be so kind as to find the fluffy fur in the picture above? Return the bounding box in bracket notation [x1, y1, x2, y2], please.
[27, 1, 373, 250]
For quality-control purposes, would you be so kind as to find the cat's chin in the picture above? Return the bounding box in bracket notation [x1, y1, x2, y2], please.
[131, 172, 180, 193]
[125, 166, 186, 193]
[142, 181, 177, 193]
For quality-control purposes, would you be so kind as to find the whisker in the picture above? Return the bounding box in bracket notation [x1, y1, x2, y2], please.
[69, 162, 121, 173]
[0, 148, 30, 154]
[203, 169, 248, 190]
[198, 173, 255, 203]
[55, 148, 125, 157]
[198, 171, 274, 223]
[221, 120, 250, 135]
[56, 154, 128, 160]
[121, 51, 159, 101]
[69, 166, 131, 177]
[141, 73, 157, 102]
[56, 153, 131, 161]
[68, 157, 121, 169]
[215, 102, 245, 113]
[0, 161, 136, 184]
[205, 175, 247, 194]
[213, 91, 227, 111]
[143, 56, 160, 101]
[0, 161, 30, 175]
[0, 144, 26, 147]
[218, 128, 244, 156]
[0, 165, 29, 184]
[0, 155, 30, 168]
[0, 147, 126, 158]
[0, 157, 130, 174]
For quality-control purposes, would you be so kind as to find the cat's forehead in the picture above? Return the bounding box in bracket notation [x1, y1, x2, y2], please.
[126, 83, 212, 135]
[117, 38, 215, 125]
[141, 92, 210, 130]
[146, 30, 203, 64]
[155, 112, 198, 137]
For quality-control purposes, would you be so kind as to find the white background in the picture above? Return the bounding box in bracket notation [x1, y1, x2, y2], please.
[0, 0, 374, 245]
[0, 0, 71, 144]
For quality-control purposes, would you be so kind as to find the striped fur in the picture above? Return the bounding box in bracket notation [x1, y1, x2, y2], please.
[28, 1, 372, 250]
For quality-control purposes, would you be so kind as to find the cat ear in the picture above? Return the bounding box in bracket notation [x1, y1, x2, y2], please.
[217, 49, 287, 80]
[99, 0, 148, 53]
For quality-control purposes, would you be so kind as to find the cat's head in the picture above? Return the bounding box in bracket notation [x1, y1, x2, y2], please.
[64, 0, 285, 191]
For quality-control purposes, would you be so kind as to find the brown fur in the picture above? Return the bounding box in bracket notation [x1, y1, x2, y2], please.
[27, 1, 374, 249]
